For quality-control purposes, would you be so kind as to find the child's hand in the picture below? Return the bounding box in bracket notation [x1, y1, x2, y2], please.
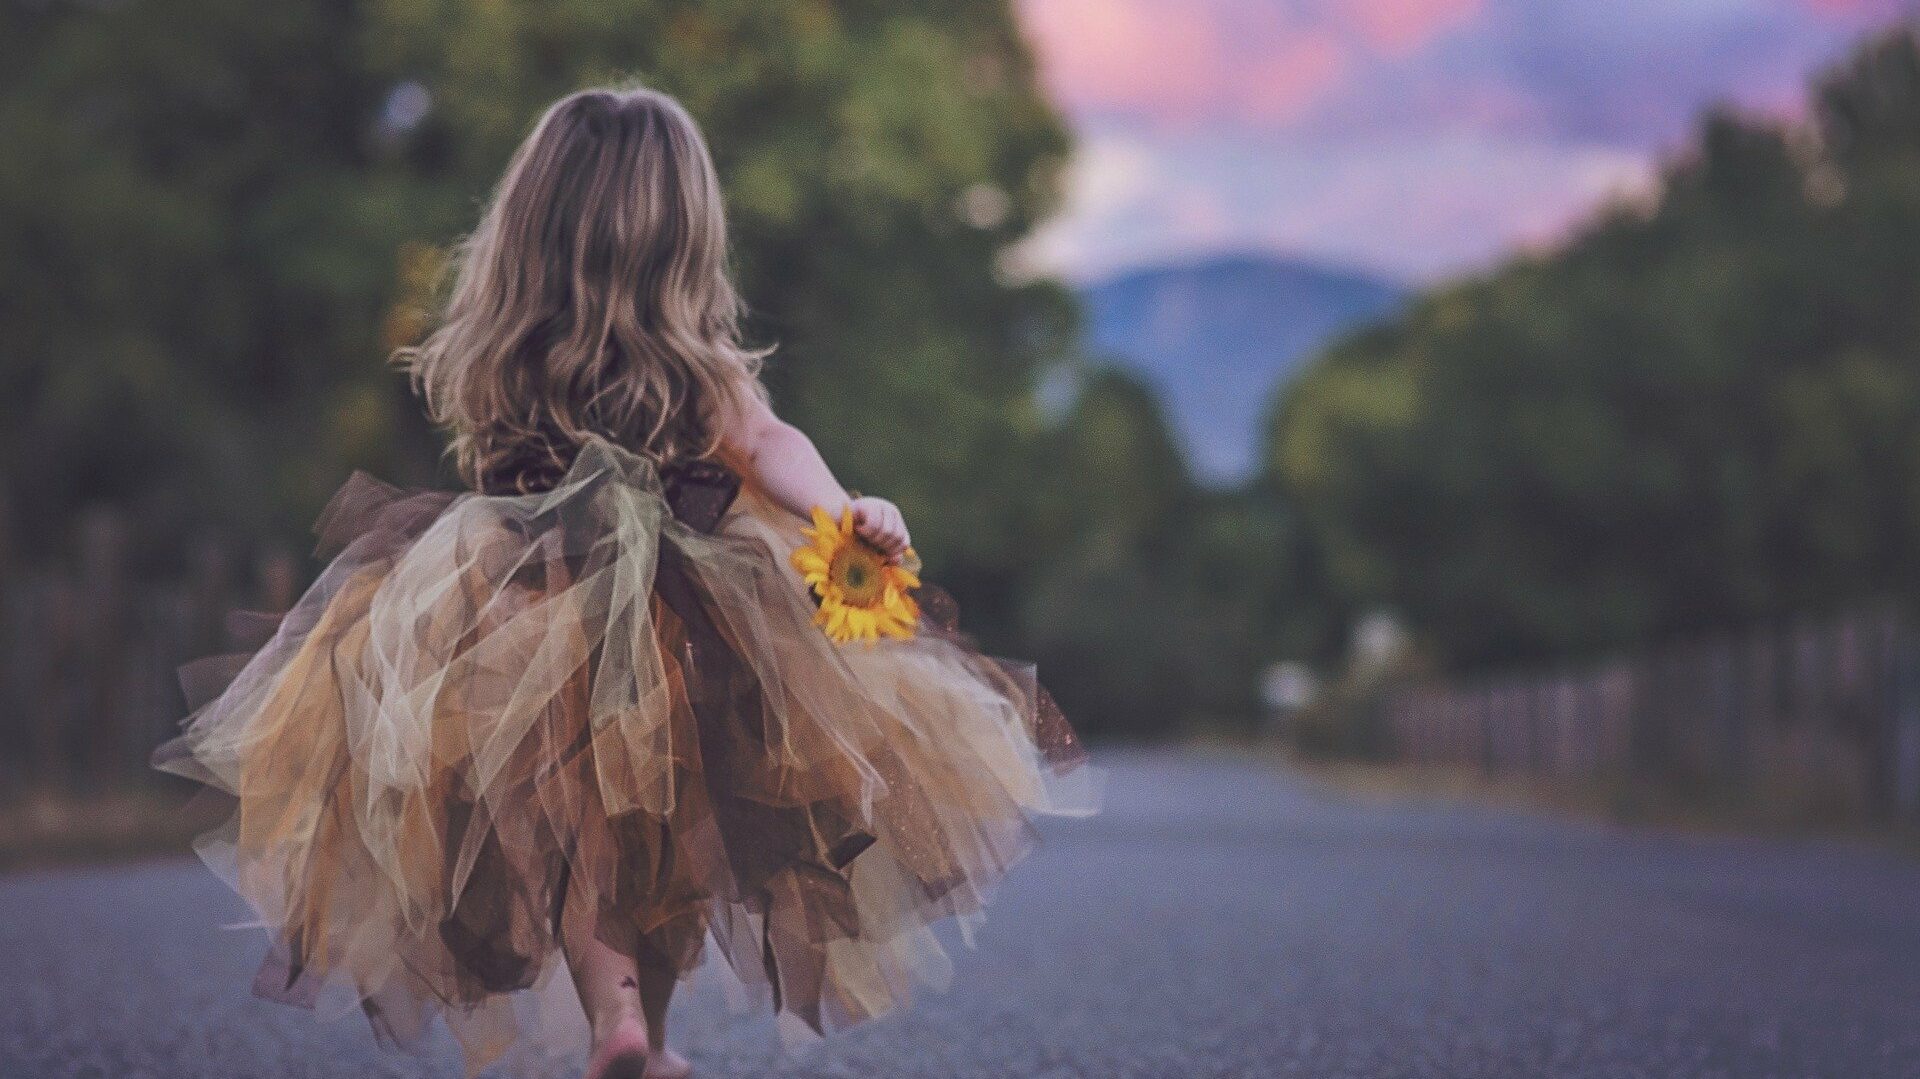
[850, 496, 912, 562]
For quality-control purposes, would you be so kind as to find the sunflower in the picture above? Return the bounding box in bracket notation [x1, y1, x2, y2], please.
[790, 505, 922, 644]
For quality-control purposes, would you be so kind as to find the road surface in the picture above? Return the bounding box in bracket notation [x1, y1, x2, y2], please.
[4, 749, 1920, 1077]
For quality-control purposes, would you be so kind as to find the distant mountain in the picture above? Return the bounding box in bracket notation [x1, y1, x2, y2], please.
[1080, 254, 1407, 483]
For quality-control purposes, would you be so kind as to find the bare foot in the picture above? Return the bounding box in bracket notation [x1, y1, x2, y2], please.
[585, 1014, 651, 1079]
[647, 1047, 692, 1079]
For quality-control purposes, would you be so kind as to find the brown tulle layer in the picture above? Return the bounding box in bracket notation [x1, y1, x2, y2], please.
[153, 438, 1095, 1074]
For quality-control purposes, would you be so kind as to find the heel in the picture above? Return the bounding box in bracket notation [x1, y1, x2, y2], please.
[600, 1050, 649, 1079]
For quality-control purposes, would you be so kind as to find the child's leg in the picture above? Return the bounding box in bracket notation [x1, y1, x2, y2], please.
[560, 888, 650, 1077]
[636, 959, 690, 1078]
[636, 959, 676, 1044]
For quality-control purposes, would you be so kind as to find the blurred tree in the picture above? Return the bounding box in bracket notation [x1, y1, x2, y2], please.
[1, 0, 1073, 613]
[1, 0, 436, 563]
[1018, 368, 1331, 736]
[9, 0, 1317, 742]
[1016, 369, 1200, 736]
[1267, 26, 1920, 672]
[366, 0, 1077, 585]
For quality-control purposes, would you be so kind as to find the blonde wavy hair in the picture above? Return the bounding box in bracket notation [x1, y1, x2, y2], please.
[399, 86, 766, 493]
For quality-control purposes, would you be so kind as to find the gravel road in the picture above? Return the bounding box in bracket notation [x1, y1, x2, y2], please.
[5, 749, 1920, 1078]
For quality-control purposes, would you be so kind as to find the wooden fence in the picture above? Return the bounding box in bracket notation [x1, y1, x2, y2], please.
[13, 500, 1920, 826]
[0, 505, 296, 797]
[1385, 607, 1920, 822]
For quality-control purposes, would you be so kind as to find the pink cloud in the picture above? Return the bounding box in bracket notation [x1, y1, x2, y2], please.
[1800, 0, 1908, 16]
[1019, 0, 1499, 130]
[1245, 31, 1350, 122]
[1017, 0, 1220, 122]
[1017, 0, 1892, 282]
[1334, 0, 1484, 55]
[1019, 0, 1356, 128]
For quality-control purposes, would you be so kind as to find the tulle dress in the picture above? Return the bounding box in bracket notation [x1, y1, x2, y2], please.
[153, 436, 1096, 1074]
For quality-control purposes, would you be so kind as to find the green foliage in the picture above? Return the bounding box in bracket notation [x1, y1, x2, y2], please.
[1017, 368, 1330, 736]
[1268, 27, 1920, 671]
[2, 0, 437, 558]
[367, 0, 1077, 557]
[8, 0, 1264, 740]
[1, 0, 1069, 592]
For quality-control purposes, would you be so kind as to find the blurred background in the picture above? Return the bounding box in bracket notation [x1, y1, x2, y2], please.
[8, 0, 1920, 854]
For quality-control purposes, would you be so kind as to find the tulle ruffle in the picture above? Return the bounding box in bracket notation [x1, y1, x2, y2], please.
[154, 438, 1096, 1074]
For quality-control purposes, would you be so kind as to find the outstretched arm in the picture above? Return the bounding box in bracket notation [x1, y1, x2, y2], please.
[715, 389, 911, 559]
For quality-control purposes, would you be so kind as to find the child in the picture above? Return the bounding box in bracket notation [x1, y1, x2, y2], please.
[154, 86, 1095, 1079]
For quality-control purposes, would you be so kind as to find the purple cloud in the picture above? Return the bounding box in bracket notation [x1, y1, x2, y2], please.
[1016, 0, 1915, 281]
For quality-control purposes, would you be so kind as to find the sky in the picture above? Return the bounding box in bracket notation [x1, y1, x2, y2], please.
[1013, 0, 1917, 284]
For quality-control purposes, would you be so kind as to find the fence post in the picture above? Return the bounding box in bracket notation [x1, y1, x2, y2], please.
[1872, 608, 1902, 822]
[1724, 632, 1751, 794]
[0, 483, 13, 791]
[36, 579, 81, 792]
[190, 534, 234, 655]
[78, 505, 135, 788]
[257, 545, 299, 614]
[1891, 615, 1920, 823]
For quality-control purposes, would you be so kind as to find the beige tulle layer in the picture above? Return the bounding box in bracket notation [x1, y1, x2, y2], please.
[155, 439, 1095, 1074]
